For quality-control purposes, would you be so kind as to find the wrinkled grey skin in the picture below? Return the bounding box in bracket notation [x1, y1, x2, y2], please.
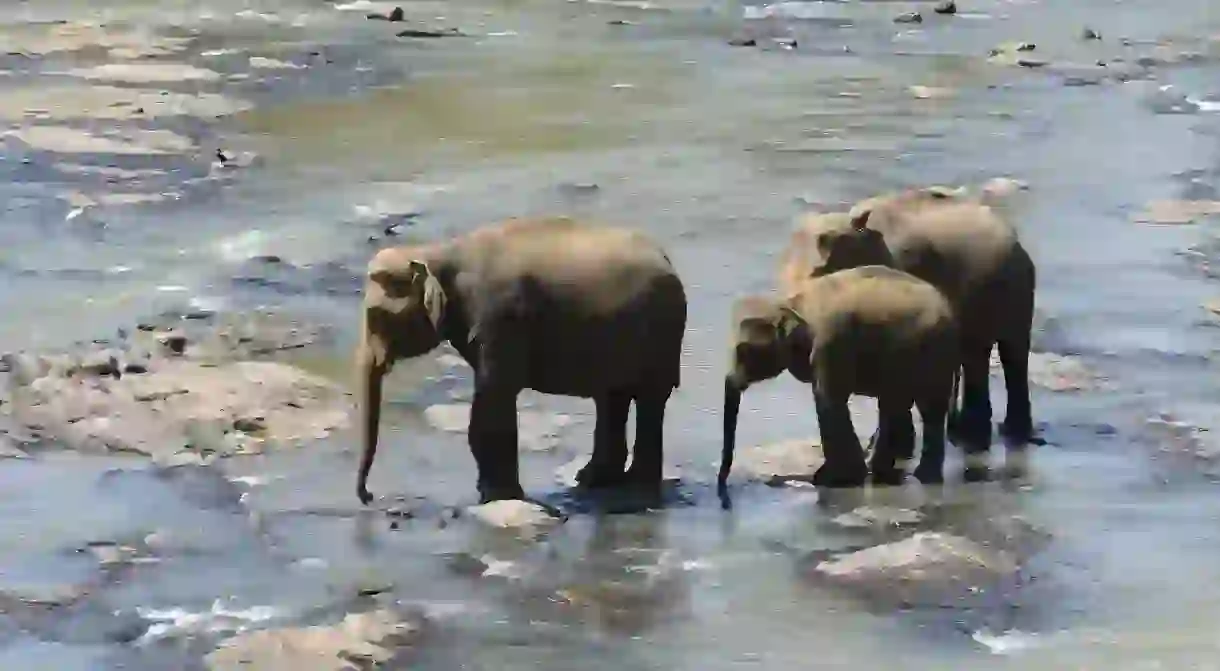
[356, 217, 687, 505]
[719, 265, 959, 506]
[782, 187, 1037, 481]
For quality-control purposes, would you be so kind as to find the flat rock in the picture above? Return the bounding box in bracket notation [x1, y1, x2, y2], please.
[65, 63, 222, 84]
[811, 532, 1019, 609]
[205, 608, 424, 671]
[1, 316, 351, 460]
[6, 126, 195, 156]
[730, 438, 824, 485]
[0, 85, 248, 122]
[466, 500, 561, 539]
[2, 22, 192, 59]
[423, 403, 573, 452]
[1133, 200, 1220, 225]
[832, 505, 924, 530]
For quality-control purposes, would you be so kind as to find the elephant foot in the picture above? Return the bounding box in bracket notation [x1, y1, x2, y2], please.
[961, 465, 991, 483]
[478, 483, 526, 504]
[1000, 420, 1045, 446]
[574, 462, 627, 489]
[912, 464, 945, 485]
[812, 463, 868, 489]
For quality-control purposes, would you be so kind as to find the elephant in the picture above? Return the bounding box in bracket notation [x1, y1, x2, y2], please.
[719, 264, 959, 505]
[779, 187, 1037, 481]
[355, 216, 687, 506]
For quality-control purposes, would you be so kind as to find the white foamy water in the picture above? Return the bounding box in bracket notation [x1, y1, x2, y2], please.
[136, 599, 283, 644]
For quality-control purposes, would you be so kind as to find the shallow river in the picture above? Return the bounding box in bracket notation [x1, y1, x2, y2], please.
[4, 0, 1220, 668]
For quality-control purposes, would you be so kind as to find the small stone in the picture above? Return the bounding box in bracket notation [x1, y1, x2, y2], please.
[1081, 27, 1101, 40]
[933, 0, 956, 15]
[728, 37, 757, 47]
[894, 11, 922, 24]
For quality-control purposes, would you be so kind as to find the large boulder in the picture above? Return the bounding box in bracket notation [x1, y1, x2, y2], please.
[0, 312, 352, 462]
[205, 608, 424, 671]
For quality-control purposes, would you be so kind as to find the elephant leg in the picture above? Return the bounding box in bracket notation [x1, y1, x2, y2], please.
[955, 340, 994, 482]
[870, 399, 913, 486]
[469, 387, 525, 503]
[625, 388, 670, 488]
[997, 333, 1034, 443]
[812, 389, 868, 488]
[912, 389, 950, 484]
[576, 390, 631, 488]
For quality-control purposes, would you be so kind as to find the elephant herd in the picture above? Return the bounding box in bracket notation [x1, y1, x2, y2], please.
[354, 186, 1037, 510]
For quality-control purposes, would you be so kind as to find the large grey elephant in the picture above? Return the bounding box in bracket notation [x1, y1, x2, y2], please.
[719, 265, 959, 504]
[355, 216, 687, 505]
[779, 187, 1036, 481]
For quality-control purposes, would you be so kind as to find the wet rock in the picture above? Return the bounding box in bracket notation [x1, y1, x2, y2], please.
[894, 11, 922, 24]
[65, 63, 222, 84]
[4, 126, 195, 156]
[0, 85, 248, 122]
[1081, 27, 1101, 41]
[367, 6, 405, 21]
[205, 608, 425, 671]
[832, 505, 924, 530]
[933, 0, 956, 15]
[730, 438, 824, 485]
[396, 27, 467, 38]
[2, 321, 351, 460]
[423, 403, 573, 452]
[1133, 199, 1220, 225]
[467, 500, 562, 540]
[909, 85, 953, 100]
[809, 532, 1020, 609]
[988, 42, 1047, 68]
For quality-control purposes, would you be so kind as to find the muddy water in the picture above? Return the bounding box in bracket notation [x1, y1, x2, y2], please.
[5, 0, 1220, 667]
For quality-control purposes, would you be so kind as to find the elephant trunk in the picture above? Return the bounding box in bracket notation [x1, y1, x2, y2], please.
[356, 350, 386, 505]
[718, 377, 743, 509]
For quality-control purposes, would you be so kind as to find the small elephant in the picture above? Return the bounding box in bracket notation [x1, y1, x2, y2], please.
[782, 187, 1037, 480]
[356, 216, 687, 505]
[719, 265, 959, 503]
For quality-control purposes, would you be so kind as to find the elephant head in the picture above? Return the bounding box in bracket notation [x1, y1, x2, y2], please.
[356, 253, 447, 505]
[779, 212, 892, 295]
[719, 295, 810, 507]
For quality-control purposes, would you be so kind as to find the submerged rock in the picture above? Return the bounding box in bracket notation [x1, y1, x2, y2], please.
[730, 438, 824, 485]
[894, 12, 922, 24]
[205, 608, 424, 671]
[933, 0, 957, 15]
[467, 500, 562, 540]
[809, 532, 1020, 609]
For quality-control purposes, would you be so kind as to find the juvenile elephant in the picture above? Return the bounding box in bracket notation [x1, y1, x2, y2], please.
[355, 216, 687, 505]
[780, 187, 1036, 480]
[719, 265, 959, 503]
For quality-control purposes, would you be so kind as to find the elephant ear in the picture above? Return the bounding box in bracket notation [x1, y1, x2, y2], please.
[409, 260, 447, 331]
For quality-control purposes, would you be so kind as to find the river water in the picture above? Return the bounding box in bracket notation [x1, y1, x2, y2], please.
[3, 0, 1220, 668]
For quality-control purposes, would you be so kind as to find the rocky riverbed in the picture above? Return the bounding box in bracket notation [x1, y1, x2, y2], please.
[4, 0, 1220, 668]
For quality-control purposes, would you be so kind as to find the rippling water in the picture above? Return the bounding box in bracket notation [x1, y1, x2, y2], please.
[4, 0, 1220, 668]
